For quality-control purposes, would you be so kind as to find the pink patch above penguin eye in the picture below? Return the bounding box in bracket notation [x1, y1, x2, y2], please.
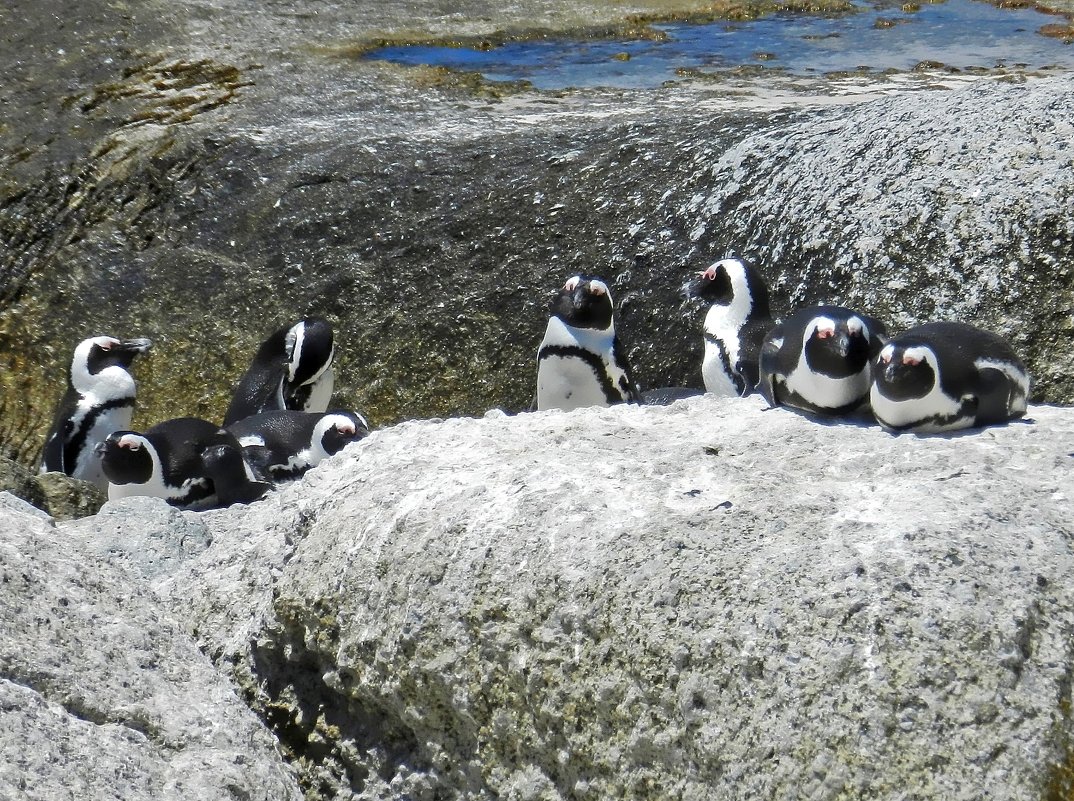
[563, 277, 581, 291]
[816, 328, 834, 339]
[119, 437, 141, 451]
[337, 423, 355, 435]
[903, 355, 921, 366]
[701, 266, 719, 281]
[589, 284, 606, 296]
[880, 352, 892, 364]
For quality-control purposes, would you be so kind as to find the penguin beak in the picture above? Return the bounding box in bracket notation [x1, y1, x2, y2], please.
[118, 338, 152, 354]
[93, 441, 108, 458]
[835, 334, 851, 357]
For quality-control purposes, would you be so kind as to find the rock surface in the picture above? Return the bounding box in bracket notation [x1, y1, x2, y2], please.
[2, 0, 1073, 468]
[130, 398, 1074, 800]
[0, 493, 303, 801]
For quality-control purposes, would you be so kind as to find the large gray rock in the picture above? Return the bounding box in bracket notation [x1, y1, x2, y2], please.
[0, 493, 302, 801]
[155, 399, 1074, 800]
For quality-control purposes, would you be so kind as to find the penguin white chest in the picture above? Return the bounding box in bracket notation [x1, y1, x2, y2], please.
[71, 397, 135, 488]
[702, 339, 741, 397]
[784, 357, 870, 410]
[536, 318, 624, 411]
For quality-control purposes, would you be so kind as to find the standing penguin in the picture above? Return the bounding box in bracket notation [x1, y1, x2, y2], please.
[224, 318, 335, 426]
[758, 305, 886, 416]
[685, 256, 773, 396]
[227, 410, 370, 482]
[870, 321, 1030, 433]
[536, 275, 640, 411]
[97, 417, 270, 509]
[40, 335, 152, 490]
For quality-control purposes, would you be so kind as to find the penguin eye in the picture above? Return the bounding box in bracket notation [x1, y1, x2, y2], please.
[119, 438, 141, 451]
[337, 423, 355, 435]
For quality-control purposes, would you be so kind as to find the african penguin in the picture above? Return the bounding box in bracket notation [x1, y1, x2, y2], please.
[870, 321, 1030, 433]
[758, 305, 886, 416]
[536, 275, 640, 411]
[97, 417, 270, 509]
[224, 318, 335, 426]
[227, 410, 370, 482]
[40, 335, 152, 490]
[685, 256, 773, 396]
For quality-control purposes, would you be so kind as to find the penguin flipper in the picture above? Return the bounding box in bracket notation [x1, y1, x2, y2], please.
[972, 367, 1019, 426]
[757, 325, 785, 408]
[613, 335, 642, 404]
[239, 444, 277, 483]
[201, 442, 272, 507]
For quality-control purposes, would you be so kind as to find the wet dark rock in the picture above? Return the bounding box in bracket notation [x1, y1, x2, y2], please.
[1, 0, 1072, 474]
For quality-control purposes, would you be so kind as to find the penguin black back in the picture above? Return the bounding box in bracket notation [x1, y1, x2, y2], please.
[224, 318, 335, 426]
[227, 409, 370, 481]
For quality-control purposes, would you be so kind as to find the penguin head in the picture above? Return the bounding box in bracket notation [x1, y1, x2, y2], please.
[686, 258, 744, 306]
[550, 275, 615, 330]
[72, 335, 152, 386]
[317, 411, 371, 457]
[874, 342, 938, 401]
[802, 314, 873, 378]
[285, 318, 335, 387]
[96, 432, 155, 485]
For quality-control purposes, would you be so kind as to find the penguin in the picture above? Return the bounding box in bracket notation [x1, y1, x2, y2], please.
[535, 275, 641, 411]
[758, 305, 886, 416]
[40, 335, 152, 490]
[227, 410, 370, 482]
[223, 318, 335, 426]
[685, 256, 774, 396]
[97, 417, 271, 509]
[870, 321, 1030, 433]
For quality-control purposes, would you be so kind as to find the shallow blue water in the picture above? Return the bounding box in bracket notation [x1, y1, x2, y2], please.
[367, 0, 1074, 89]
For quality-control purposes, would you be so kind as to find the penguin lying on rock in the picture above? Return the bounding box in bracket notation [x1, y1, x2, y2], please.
[536, 275, 641, 411]
[685, 256, 773, 397]
[227, 410, 370, 482]
[759, 305, 886, 417]
[40, 335, 152, 490]
[224, 318, 335, 426]
[97, 417, 271, 509]
[870, 321, 1030, 433]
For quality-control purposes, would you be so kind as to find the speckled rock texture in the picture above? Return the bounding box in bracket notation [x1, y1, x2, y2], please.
[0, 493, 303, 801]
[148, 398, 1074, 800]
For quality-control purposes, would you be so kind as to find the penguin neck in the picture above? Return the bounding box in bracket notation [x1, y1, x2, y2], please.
[72, 361, 136, 402]
[544, 315, 616, 352]
[703, 273, 755, 339]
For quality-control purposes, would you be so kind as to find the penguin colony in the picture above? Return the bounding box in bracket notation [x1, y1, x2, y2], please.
[36, 256, 1029, 511]
[536, 259, 1031, 435]
[40, 318, 369, 510]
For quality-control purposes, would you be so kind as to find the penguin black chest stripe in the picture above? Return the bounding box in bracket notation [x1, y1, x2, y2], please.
[63, 396, 135, 471]
[539, 343, 628, 404]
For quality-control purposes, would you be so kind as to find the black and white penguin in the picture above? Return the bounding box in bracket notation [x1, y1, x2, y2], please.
[40, 335, 152, 490]
[758, 305, 886, 416]
[685, 256, 773, 396]
[227, 410, 370, 482]
[535, 275, 640, 411]
[223, 318, 335, 426]
[97, 417, 270, 509]
[870, 321, 1030, 433]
